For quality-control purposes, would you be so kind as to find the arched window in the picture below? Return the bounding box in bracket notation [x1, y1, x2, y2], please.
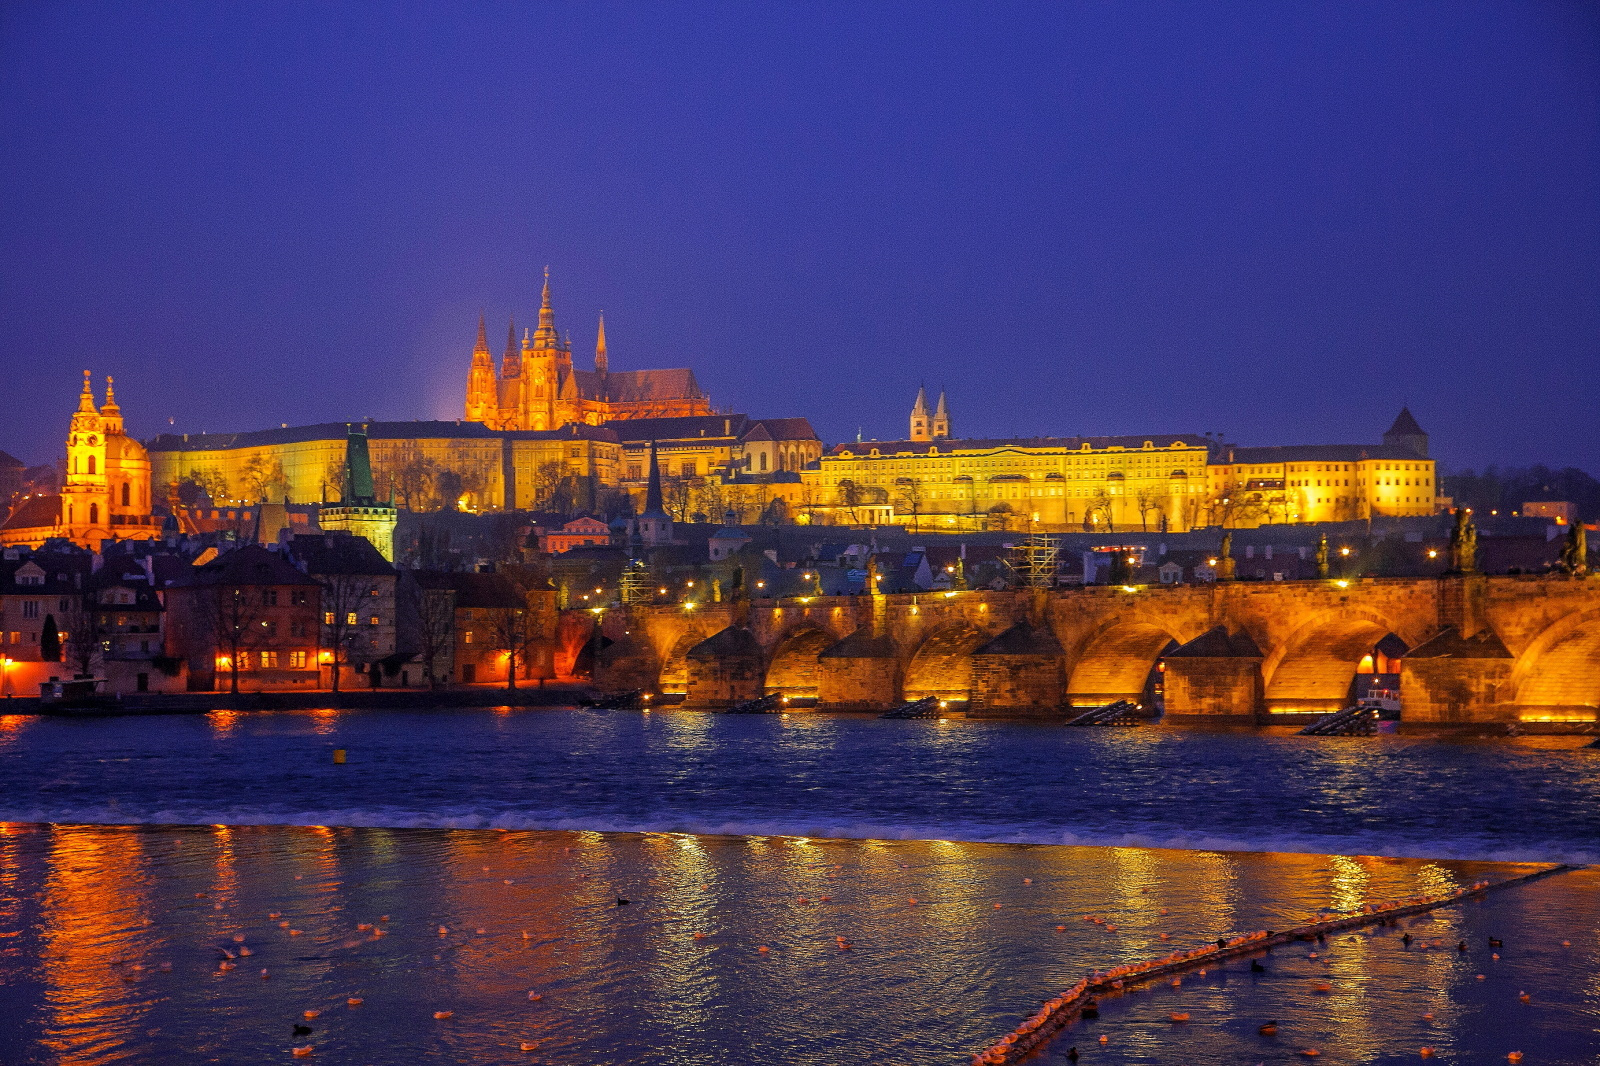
[87, 456, 96, 475]
[89, 503, 99, 524]
[759, 452, 768, 472]
[121, 483, 130, 507]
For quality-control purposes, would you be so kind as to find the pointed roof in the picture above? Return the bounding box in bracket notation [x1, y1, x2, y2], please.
[341, 423, 376, 505]
[1386, 407, 1425, 437]
[77, 369, 98, 413]
[912, 385, 929, 413]
[535, 266, 557, 342]
[595, 312, 607, 372]
[934, 390, 948, 416]
[973, 621, 1065, 656]
[474, 313, 489, 354]
[1165, 625, 1263, 658]
[643, 440, 666, 516]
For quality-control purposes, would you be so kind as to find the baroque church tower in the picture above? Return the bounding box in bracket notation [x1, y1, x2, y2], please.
[908, 388, 951, 442]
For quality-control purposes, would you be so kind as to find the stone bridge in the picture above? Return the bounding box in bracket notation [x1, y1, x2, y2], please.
[590, 574, 1600, 723]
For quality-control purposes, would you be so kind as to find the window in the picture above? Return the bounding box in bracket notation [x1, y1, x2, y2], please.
[346, 612, 358, 626]
[22, 601, 38, 620]
[290, 650, 307, 668]
[324, 612, 335, 625]
[87, 456, 96, 475]
[89, 503, 99, 524]
[262, 589, 278, 606]
[291, 590, 308, 606]
[259, 651, 279, 668]
[121, 483, 130, 507]
[369, 616, 380, 626]
[237, 652, 250, 670]
[463, 630, 474, 644]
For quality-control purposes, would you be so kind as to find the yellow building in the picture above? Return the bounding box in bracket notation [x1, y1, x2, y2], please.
[1205, 409, 1438, 527]
[147, 420, 621, 515]
[0, 373, 157, 549]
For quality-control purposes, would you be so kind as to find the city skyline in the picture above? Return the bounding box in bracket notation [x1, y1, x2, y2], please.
[2, 3, 1597, 471]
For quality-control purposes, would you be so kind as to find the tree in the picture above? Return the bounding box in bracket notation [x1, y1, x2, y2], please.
[40, 614, 60, 663]
[1134, 488, 1164, 532]
[201, 583, 265, 695]
[894, 477, 924, 533]
[238, 456, 286, 503]
[530, 461, 568, 513]
[179, 468, 228, 507]
[387, 442, 441, 512]
[1086, 489, 1114, 532]
[484, 602, 531, 690]
[58, 591, 104, 679]
[400, 576, 455, 689]
[318, 572, 378, 693]
[663, 475, 693, 521]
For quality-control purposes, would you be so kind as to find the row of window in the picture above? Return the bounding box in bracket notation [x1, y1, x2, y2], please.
[227, 650, 309, 669]
[323, 612, 383, 626]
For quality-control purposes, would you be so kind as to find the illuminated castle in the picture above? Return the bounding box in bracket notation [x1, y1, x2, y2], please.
[464, 269, 713, 431]
[0, 372, 157, 548]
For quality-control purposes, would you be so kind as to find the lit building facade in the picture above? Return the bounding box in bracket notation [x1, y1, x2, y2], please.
[147, 421, 622, 514]
[1205, 410, 1438, 527]
[464, 270, 712, 430]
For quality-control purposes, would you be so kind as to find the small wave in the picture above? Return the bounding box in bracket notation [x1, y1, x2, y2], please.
[1, 804, 1593, 866]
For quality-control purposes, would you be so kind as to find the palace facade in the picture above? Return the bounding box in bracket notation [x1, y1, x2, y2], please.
[464, 270, 713, 430]
[0, 373, 157, 549]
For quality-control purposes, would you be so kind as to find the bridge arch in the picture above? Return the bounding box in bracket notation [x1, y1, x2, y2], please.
[764, 628, 837, 699]
[1507, 606, 1600, 720]
[1262, 608, 1413, 715]
[1066, 619, 1188, 709]
[903, 623, 987, 702]
[658, 631, 706, 696]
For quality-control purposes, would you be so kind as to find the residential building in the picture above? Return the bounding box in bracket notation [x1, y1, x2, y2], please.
[163, 544, 322, 692]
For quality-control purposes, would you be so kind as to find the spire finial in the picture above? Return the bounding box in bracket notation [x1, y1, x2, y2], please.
[78, 369, 98, 413]
[103, 375, 119, 410]
[536, 267, 556, 337]
[595, 312, 608, 376]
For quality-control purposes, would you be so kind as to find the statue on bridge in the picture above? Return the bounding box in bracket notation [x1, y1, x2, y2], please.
[1448, 508, 1479, 573]
[1218, 532, 1237, 581]
[1316, 534, 1330, 579]
[1559, 522, 1588, 576]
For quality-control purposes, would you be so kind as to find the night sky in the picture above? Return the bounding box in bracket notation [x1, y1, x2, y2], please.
[2, 2, 1596, 471]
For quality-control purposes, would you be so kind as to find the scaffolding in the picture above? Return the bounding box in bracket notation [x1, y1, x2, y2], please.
[1013, 528, 1061, 588]
[618, 557, 653, 607]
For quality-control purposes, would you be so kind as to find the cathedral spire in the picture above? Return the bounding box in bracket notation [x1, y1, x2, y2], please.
[474, 312, 489, 354]
[537, 266, 556, 336]
[645, 440, 665, 514]
[932, 389, 949, 440]
[595, 312, 608, 377]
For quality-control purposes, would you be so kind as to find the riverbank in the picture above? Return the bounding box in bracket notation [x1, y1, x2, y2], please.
[0, 823, 1593, 1065]
[0, 682, 593, 715]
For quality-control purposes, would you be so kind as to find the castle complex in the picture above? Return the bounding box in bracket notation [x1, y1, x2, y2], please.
[464, 269, 712, 430]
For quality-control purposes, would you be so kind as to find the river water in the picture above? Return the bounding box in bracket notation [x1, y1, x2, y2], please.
[1, 707, 1596, 1064]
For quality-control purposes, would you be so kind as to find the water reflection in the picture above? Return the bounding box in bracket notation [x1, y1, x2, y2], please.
[0, 825, 1594, 1066]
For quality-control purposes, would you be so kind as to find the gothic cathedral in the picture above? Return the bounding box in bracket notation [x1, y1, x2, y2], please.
[464, 269, 713, 430]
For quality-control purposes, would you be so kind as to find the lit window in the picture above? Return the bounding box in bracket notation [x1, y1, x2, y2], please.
[289, 650, 307, 668]
[324, 612, 335, 625]
[346, 612, 358, 626]
[463, 631, 474, 644]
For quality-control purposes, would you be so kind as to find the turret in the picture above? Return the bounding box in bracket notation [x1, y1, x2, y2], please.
[595, 313, 608, 378]
[909, 386, 930, 442]
[1383, 407, 1428, 458]
[932, 389, 950, 440]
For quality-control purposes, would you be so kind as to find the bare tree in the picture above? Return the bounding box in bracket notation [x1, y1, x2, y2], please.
[663, 475, 692, 521]
[197, 583, 266, 695]
[319, 572, 378, 693]
[238, 455, 286, 503]
[57, 591, 104, 679]
[1086, 489, 1114, 532]
[1134, 487, 1164, 532]
[385, 442, 440, 512]
[401, 577, 455, 689]
[894, 476, 924, 533]
[483, 603, 531, 690]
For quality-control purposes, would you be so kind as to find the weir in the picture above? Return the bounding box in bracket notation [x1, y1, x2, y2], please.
[591, 574, 1600, 724]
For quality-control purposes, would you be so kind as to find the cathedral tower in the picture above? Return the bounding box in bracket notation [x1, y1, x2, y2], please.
[932, 389, 950, 440]
[909, 386, 930, 442]
[464, 314, 498, 424]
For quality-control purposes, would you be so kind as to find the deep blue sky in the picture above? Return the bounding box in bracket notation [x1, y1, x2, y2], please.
[2, 2, 1596, 472]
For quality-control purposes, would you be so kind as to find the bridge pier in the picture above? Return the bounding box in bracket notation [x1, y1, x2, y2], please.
[1400, 627, 1515, 723]
[1160, 627, 1265, 719]
[816, 628, 900, 711]
[684, 626, 765, 708]
[967, 622, 1067, 717]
